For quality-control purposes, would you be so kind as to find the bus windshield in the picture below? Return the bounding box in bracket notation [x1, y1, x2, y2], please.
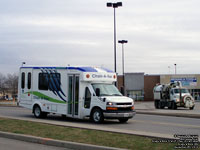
[174, 88, 189, 94]
[92, 83, 122, 96]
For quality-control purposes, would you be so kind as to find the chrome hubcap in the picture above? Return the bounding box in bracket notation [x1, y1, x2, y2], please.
[35, 107, 40, 117]
[93, 111, 100, 122]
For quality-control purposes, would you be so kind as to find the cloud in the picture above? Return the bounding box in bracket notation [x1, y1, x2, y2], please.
[0, 0, 200, 75]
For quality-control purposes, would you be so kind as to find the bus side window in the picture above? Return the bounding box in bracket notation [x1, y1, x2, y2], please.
[38, 73, 61, 91]
[84, 87, 91, 109]
[21, 72, 25, 89]
[28, 72, 31, 89]
[38, 73, 48, 90]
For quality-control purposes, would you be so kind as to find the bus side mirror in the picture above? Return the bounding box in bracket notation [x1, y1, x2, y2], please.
[96, 88, 100, 97]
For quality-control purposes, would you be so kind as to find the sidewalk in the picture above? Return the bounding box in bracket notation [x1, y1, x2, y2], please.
[0, 100, 17, 106]
[135, 101, 200, 118]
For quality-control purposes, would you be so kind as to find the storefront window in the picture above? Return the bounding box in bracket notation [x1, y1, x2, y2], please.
[127, 90, 144, 101]
[190, 89, 200, 100]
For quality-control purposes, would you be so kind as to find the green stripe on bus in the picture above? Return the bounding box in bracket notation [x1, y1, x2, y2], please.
[27, 91, 66, 104]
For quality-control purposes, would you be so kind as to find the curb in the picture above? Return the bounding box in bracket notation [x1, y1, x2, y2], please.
[0, 131, 123, 150]
[136, 110, 200, 119]
[0, 105, 18, 107]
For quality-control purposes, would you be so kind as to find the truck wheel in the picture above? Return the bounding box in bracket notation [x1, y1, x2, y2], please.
[158, 101, 164, 109]
[189, 106, 194, 110]
[154, 100, 159, 109]
[168, 102, 172, 109]
[119, 118, 129, 123]
[172, 102, 177, 110]
[91, 108, 104, 123]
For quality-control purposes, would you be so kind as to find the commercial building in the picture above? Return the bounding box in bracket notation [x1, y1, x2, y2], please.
[117, 73, 200, 101]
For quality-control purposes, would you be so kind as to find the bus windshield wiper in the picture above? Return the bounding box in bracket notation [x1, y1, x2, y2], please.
[111, 94, 122, 96]
[100, 94, 112, 96]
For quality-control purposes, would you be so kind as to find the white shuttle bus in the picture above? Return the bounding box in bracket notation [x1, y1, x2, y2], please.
[18, 66, 135, 123]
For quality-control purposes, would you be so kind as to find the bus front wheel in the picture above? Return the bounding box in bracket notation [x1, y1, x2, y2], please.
[91, 108, 104, 123]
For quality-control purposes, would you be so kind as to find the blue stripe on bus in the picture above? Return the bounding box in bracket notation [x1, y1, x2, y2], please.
[100, 67, 114, 73]
[21, 66, 113, 73]
[66, 67, 98, 72]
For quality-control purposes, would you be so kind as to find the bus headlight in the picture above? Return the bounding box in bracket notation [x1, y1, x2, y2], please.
[107, 102, 115, 106]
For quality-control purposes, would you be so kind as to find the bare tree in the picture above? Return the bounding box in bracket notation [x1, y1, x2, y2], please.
[0, 73, 6, 98]
[4, 73, 18, 99]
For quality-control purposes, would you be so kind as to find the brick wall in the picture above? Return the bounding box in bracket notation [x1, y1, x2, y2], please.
[144, 75, 160, 101]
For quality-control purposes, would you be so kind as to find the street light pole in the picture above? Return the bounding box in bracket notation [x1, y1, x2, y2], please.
[118, 40, 128, 95]
[107, 2, 122, 74]
[114, 7, 117, 73]
[174, 64, 177, 74]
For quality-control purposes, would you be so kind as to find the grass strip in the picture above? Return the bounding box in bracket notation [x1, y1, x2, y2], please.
[0, 117, 176, 150]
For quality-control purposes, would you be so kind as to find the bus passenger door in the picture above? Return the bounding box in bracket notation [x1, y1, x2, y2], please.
[67, 75, 79, 117]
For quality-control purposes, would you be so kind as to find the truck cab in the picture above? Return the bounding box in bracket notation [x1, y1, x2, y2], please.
[170, 88, 195, 109]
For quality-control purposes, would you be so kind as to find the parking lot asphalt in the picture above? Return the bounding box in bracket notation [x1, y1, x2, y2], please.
[0, 100, 199, 149]
[0, 100, 200, 118]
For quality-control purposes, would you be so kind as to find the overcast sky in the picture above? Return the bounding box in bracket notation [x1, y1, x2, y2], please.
[0, 0, 200, 75]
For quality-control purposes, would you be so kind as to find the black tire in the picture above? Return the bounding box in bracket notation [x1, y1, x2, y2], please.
[158, 101, 164, 109]
[172, 101, 177, 110]
[189, 106, 194, 110]
[91, 108, 104, 123]
[119, 118, 129, 123]
[33, 105, 42, 118]
[33, 105, 47, 118]
[154, 100, 159, 109]
[168, 102, 172, 109]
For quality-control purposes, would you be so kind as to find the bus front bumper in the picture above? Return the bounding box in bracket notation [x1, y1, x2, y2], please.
[103, 111, 136, 119]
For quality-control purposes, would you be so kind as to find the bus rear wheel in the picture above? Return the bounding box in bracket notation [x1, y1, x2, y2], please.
[33, 105, 47, 118]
